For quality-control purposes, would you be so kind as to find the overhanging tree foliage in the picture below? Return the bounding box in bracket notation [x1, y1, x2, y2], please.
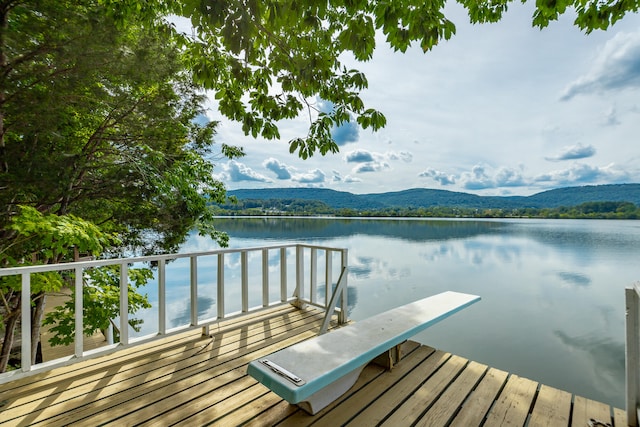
[0, 1, 237, 371]
[0, 1, 235, 252]
[111, 0, 638, 159]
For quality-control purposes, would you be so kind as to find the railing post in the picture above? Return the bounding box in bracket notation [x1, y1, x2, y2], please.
[21, 274, 31, 372]
[280, 248, 287, 302]
[217, 253, 225, 319]
[339, 249, 348, 325]
[262, 249, 269, 307]
[292, 245, 305, 309]
[310, 248, 317, 304]
[158, 259, 166, 335]
[325, 250, 333, 307]
[119, 263, 129, 345]
[190, 256, 198, 326]
[627, 282, 640, 426]
[74, 267, 84, 357]
[241, 251, 248, 312]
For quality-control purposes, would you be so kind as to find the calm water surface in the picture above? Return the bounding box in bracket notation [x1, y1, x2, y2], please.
[168, 217, 639, 408]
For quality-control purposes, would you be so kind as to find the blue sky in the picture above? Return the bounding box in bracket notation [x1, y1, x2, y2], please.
[191, 4, 640, 196]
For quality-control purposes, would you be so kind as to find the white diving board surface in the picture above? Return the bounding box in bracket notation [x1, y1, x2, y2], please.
[247, 290, 481, 414]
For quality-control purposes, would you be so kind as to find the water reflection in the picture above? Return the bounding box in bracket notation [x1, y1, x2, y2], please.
[316, 284, 358, 317]
[171, 296, 216, 327]
[554, 330, 625, 396]
[211, 217, 507, 242]
[557, 271, 592, 287]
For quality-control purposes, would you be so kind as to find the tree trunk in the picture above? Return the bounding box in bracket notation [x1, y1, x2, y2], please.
[30, 291, 46, 365]
[0, 2, 9, 173]
[0, 294, 20, 373]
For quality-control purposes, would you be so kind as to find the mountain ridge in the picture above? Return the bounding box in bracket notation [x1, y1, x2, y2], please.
[227, 184, 640, 210]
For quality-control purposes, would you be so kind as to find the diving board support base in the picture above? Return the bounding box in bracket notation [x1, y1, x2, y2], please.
[372, 343, 404, 370]
[296, 367, 364, 415]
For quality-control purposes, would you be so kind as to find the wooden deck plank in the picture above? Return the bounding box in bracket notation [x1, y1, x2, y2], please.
[0, 306, 626, 427]
[3, 310, 315, 419]
[242, 399, 303, 427]
[171, 383, 270, 426]
[449, 367, 510, 427]
[1, 304, 299, 399]
[379, 354, 468, 426]
[296, 345, 437, 427]
[119, 311, 346, 427]
[274, 340, 423, 427]
[484, 374, 538, 426]
[571, 395, 614, 427]
[2, 308, 325, 426]
[249, 356, 386, 427]
[342, 350, 451, 426]
[54, 316, 326, 426]
[528, 384, 572, 427]
[414, 360, 488, 427]
[125, 331, 323, 427]
[613, 407, 627, 427]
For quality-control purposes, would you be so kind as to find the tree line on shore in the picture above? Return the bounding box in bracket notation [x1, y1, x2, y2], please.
[212, 199, 640, 219]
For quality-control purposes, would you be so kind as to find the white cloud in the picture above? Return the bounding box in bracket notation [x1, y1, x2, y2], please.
[345, 150, 375, 163]
[545, 144, 597, 162]
[386, 151, 413, 163]
[455, 165, 528, 190]
[344, 175, 362, 183]
[353, 162, 390, 174]
[418, 168, 456, 185]
[460, 165, 496, 190]
[494, 167, 527, 187]
[223, 161, 272, 183]
[263, 158, 293, 179]
[561, 30, 640, 100]
[535, 163, 629, 186]
[333, 170, 362, 183]
[292, 169, 326, 183]
[603, 105, 621, 126]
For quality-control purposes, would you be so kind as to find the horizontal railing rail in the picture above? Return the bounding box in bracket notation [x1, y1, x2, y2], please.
[0, 243, 348, 384]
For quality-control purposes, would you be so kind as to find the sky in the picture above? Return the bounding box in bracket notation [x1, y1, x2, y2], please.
[192, 4, 640, 196]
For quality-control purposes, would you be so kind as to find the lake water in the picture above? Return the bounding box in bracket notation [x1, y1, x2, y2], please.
[174, 217, 639, 408]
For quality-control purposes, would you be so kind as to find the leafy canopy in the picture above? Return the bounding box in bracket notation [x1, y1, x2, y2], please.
[0, 1, 237, 255]
[104, 0, 639, 158]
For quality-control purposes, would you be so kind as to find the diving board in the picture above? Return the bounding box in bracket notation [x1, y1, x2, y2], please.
[247, 290, 481, 414]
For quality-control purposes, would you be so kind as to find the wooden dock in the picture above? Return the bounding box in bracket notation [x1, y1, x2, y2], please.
[0, 304, 627, 426]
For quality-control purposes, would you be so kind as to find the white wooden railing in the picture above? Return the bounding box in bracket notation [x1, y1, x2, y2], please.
[627, 282, 640, 426]
[0, 243, 348, 384]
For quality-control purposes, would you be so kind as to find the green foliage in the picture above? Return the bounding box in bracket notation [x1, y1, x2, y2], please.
[2, 206, 114, 266]
[42, 266, 153, 346]
[214, 199, 640, 219]
[0, 206, 115, 298]
[0, 1, 231, 254]
[160, 0, 637, 158]
[0, 206, 125, 372]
